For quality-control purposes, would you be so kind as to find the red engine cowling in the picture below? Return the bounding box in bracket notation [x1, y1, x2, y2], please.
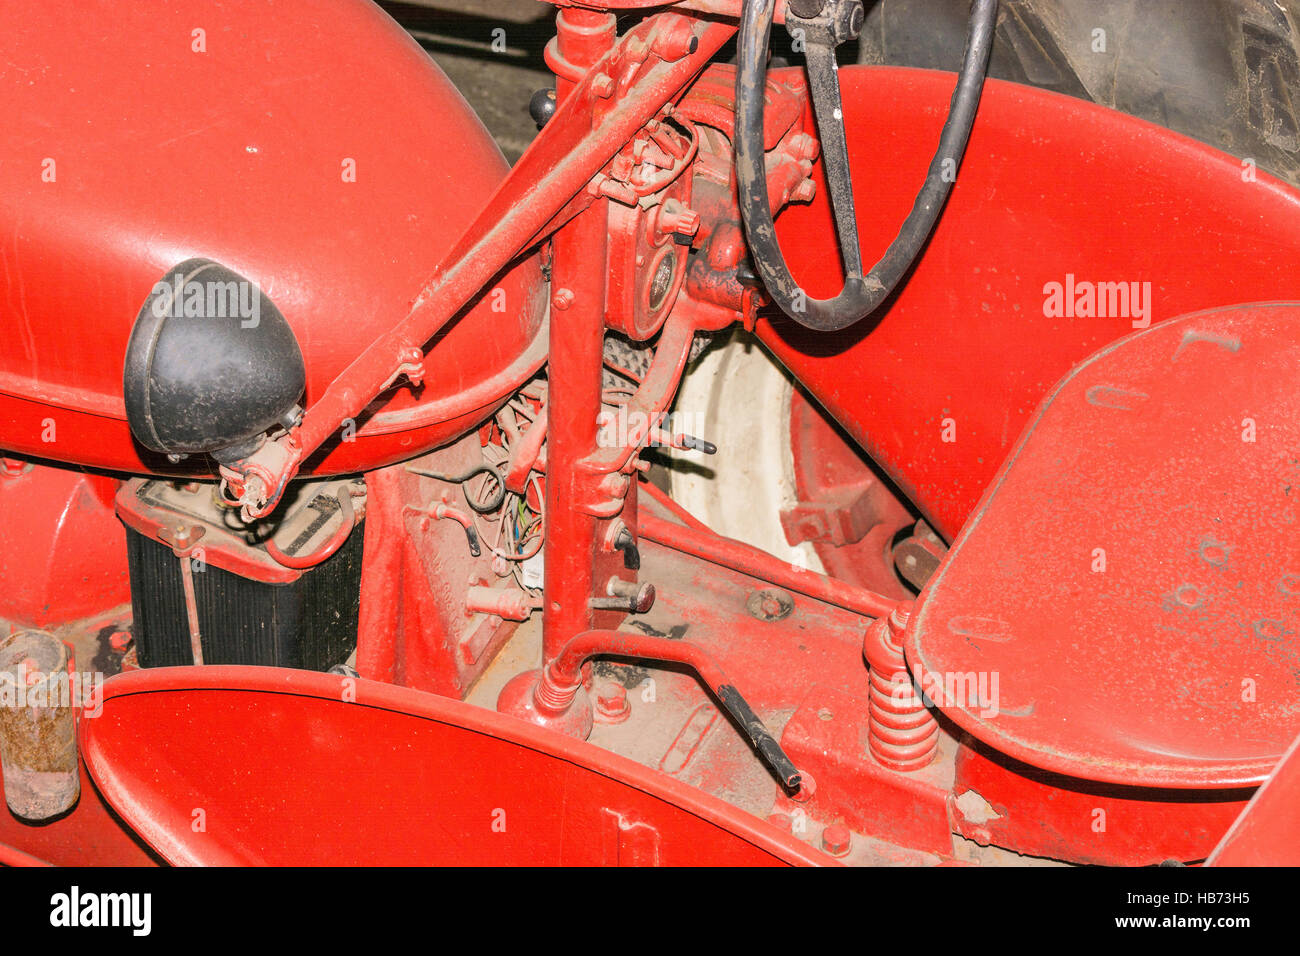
[0, 0, 545, 476]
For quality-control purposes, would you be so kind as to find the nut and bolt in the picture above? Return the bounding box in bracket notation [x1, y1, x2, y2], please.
[589, 578, 656, 615]
[747, 587, 795, 622]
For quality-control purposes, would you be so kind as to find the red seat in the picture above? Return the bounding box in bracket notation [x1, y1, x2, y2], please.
[906, 304, 1300, 788]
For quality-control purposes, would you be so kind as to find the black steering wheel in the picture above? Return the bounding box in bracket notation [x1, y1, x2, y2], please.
[735, 0, 999, 331]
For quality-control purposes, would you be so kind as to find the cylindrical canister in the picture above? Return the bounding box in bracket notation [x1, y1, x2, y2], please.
[0, 630, 81, 820]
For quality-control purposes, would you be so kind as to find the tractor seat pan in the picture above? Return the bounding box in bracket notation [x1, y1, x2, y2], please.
[906, 304, 1300, 789]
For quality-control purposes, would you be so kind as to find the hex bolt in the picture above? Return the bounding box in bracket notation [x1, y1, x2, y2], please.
[590, 72, 615, 98]
[109, 631, 133, 653]
[552, 288, 575, 311]
[821, 823, 851, 857]
[594, 682, 631, 723]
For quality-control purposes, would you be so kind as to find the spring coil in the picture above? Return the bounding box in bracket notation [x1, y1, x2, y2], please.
[862, 607, 938, 772]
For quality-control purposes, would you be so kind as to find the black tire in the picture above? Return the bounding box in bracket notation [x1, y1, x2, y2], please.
[858, 0, 1300, 185]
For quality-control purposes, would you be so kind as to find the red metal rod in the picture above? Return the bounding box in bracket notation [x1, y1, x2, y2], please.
[179, 556, 203, 666]
[539, 629, 800, 789]
[266, 486, 357, 570]
[550, 6, 617, 100]
[504, 407, 548, 493]
[358, 317, 547, 437]
[289, 14, 737, 465]
[540, 8, 619, 666]
[638, 511, 900, 619]
[544, 629, 726, 692]
[637, 476, 710, 532]
[402, 500, 482, 556]
[588, 304, 699, 473]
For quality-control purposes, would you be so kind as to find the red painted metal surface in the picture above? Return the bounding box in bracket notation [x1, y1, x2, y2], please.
[0, 843, 52, 867]
[638, 510, 899, 618]
[906, 304, 1300, 789]
[779, 684, 956, 856]
[761, 67, 1300, 541]
[951, 739, 1252, 866]
[224, 13, 737, 521]
[0, 0, 1295, 869]
[355, 442, 519, 698]
[785, 389, 914, 598]
[0, 755, 158, 867]
[80, 665, 827, 866]
[0, 464, 129, 627]
[0, 0, 544, 476]
[1209, 730, 1300, 866]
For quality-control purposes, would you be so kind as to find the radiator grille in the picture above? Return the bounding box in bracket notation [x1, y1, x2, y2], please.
[126, 524, 363, 671]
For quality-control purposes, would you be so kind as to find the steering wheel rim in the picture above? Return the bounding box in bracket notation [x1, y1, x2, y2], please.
[734, 0, 1000, 331]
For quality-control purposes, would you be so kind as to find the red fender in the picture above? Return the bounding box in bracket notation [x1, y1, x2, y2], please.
[80, 666, 828, 866]
[766, 67, 1300, 540]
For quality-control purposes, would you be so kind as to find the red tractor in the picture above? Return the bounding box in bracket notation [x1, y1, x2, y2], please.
[0, 0, 1295, 867]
